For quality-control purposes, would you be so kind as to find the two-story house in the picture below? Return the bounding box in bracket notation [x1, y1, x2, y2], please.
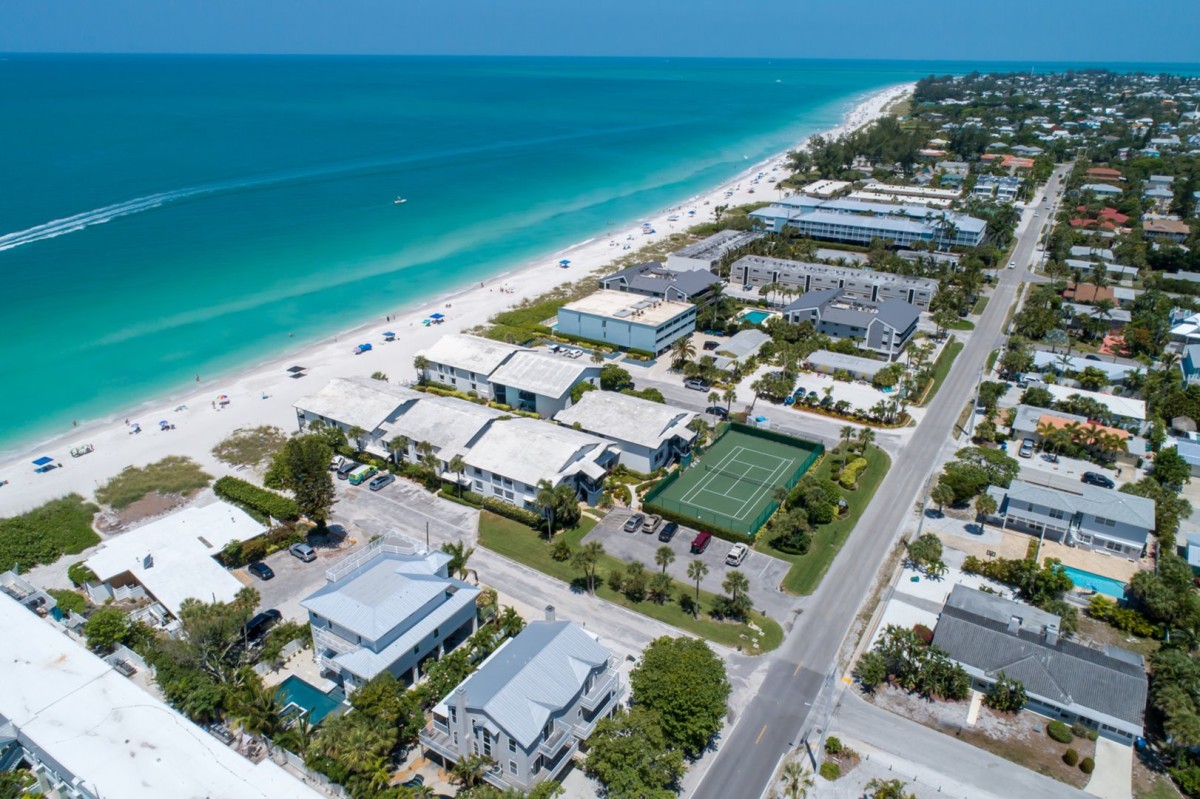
[985, 479, 1154, 558]
[599, 261, 719, 307]
[421, 609, 624, 793]
[301, 543, 480, 693]
[782, 288, 919, 361]
[417, 335, 527, 401]
[553, 390, 697, 473]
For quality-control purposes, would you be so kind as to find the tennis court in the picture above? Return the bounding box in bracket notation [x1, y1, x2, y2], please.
[644, 424, 823, 536]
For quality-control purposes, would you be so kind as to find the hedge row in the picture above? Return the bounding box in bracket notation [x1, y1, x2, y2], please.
[641, 502, 754, 545]
[213, 476, 300, 521]
[436, 487, 544, 529]
[839, 457, 869, 490]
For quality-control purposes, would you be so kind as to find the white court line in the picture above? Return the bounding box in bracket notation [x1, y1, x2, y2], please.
[678, 445, 751, 506]
[685, 449, 797, 521]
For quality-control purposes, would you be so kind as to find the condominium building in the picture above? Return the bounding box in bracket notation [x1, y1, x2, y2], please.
[665, 229, 763, 272]
[730, 254, 939, 309]
[750, 197, 986, 248]
[555, 290, 696, 355]
[782, 288, 920, 360]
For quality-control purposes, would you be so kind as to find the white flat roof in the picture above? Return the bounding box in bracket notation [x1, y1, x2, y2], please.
[465, 418, 613, 487]
[553, 391, 696, 450]
[487, 351, 595, 399]
[86, 502, 265, 616]
[383, 395, 503, 458]
[1044, 384, 1147, 421]
[295, 376, 421, 432]
[560, 290, 694, 326]
[0, 596, 325, 799]
[418, 334, 526, 377]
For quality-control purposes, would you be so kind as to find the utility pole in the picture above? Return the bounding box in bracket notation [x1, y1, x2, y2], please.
[965, 367, 985, 438]
[914, 475, 933, 539]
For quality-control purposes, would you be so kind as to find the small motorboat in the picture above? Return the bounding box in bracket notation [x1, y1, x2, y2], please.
[70, 444, 94, 458]
[393, 197, 407, 205]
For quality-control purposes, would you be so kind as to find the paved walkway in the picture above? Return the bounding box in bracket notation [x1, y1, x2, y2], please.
[1086, 738, 1133, 799]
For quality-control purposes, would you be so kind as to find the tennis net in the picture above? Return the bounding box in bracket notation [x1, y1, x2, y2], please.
[702, 463, 781, 489]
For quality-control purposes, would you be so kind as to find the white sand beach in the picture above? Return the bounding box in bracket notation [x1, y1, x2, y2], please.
[0, 82, 913, 517]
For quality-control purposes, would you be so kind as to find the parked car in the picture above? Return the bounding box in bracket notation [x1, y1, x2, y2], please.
[642, 514, 663, 534]
[247, 562, 275, 581]
[336, 460, 359, 480]
[725, 543, 749, 567]
[1008, 260, 1016, 269]
[369, 473, 395, 491]
[703, 341, 720, 351]
[329, 455, 344, 472]
[243, 609, 282, 642]
[623, 513, 645, 533]
[683, 378, 710, 391]
[690, 531, 712, 554]
[707, 406, 729, 419]
[289, 542, 317, 562]
[658, 522, 678, 543]
[1082, 471, 1115, 489]
[348, 464, 378, 485]
[1018, 439, 1035, 458]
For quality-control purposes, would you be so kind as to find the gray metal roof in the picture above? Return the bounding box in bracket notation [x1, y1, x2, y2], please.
[716, 329, 771, 360]
[933, 588, 1147, 730]
[301, 551, 464, 640]
[419, 334, 527, 378]
[999, 479, 1155, 533]
[732, 255, 939, 291]
[382, 395, 503, 459]
[670, 229, 763, 261]
[463, 417, 615, 487]
[294, 377, 421, 432]
[553, 391, 696, 450]
[601, 262, 716, 299]
[806, 349, 887, 377]
[437, 620, 612, 747]
[784, 289, 919, 333]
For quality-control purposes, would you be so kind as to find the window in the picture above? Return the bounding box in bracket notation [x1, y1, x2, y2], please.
[433, 627, 440, 639]
[1094, 516, 1117, 527]
[453, 732, 458, 745]
[483, 732, 492, 758]
[474, 480, 484, 491]
[509, 760, 518, 774]
[449, 707, 456, 723]
[1048, 508, 1066, 520]
[508, 738, 516, 754]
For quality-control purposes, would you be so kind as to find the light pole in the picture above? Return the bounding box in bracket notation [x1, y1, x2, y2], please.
[965, 367, 984, 438]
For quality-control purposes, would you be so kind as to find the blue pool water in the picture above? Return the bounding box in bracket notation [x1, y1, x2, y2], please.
[1062, 565, 1127, 599]
[275, 676, 342, 724]
[742, 310, 773, 325]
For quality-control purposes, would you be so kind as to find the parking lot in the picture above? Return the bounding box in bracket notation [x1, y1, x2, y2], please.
[238, 477, 480, 622]
[584, 509, 795, 621]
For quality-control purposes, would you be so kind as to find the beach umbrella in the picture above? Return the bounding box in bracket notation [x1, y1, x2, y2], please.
[32, 456, 53, 466]
[286, 365, 305, 373]
[558, 259, 571, 266]
[430, 313, 445, 320]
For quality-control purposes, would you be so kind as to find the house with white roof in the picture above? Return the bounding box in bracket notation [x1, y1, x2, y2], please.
[461, 417, 618, 507]
[554, 391, 697, 473]
[0, 592, 326, 799]
[1080, 182, 1123, 198]
[83, 502, 265, 618]
[294, 375, 422, 450]
[487, 350, 601, 418]
[302, 541, 480, 692]
[421, 609, 624, 793]
[1043, 383, 1146, 424]
[555, 290, 697, 356]
[986, 478, 1154, 558]
[418, 335, 527, 400]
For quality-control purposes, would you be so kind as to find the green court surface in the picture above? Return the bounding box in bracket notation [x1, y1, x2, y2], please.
[645, 424, 822, 536]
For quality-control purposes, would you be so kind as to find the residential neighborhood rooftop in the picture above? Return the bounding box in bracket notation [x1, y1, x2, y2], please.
[418, 334, 526, 379]
[462, 418, 614, 487]
[553, 390, 697, 450]
[295, 376, 421, 432]
[488, 350, 596, 399]
[559, 289, 694, 327]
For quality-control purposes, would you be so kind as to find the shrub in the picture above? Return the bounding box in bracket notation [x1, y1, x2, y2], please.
[481, 498, 543, 529]
[213, 476, 300, 521]
[0, 495, 100, 574]
[241, 538, 267, 563]
[612, 485, 632, 506]
[824, 736, 843, 755]
[1070, 722, 1089, 739]
[818, 761, 841, 781]
[549, 539, 572, 562]
[95, 456, 211, 509]
[67, 561, 98, 586]
[1047, 720, 1074, 744]
[1080, 757, 1094, 774]
[47, 588, 88, 615]
[212, 426, 287, 467]
[770, 529, 812, 555]
[1063, 748, 1079, 767]
[913, 624, 934, 645]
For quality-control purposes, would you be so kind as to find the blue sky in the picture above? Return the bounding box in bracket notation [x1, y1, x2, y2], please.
[2, 0, 1198, 63]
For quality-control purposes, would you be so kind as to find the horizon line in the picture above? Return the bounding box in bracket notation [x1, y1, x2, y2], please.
[3, 51, 1200, 67]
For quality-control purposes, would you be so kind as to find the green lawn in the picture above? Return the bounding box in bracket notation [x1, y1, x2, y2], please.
[986, 348, 1000, 373]
[477, 512, 783, 653]
[972, 294, 990, 315]
[945, 319, 976, 331]
[916, 338, 963, 407]
[768, 445, 892, 595]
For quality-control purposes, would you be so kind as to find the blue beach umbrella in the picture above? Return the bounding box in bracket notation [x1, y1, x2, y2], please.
[32, 456, 53, 466]
[430, 312, 445, 320]
[559, 258, 571, 266]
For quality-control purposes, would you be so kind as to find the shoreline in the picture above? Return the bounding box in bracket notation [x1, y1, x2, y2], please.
[0, 81, 914, 516]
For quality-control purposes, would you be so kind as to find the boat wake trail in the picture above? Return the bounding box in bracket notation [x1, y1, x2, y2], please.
[0, 186, 217, 253]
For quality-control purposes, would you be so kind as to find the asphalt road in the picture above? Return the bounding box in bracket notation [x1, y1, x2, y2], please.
[689, 165, 1073, 799]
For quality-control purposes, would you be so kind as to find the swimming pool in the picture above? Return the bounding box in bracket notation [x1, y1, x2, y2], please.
[275, 676, 343, 724]
[1061, 565, 1127, 599]
[741, 310, 773, 325]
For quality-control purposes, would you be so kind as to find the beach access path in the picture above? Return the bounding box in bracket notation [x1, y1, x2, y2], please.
[0, 82, 913, 518]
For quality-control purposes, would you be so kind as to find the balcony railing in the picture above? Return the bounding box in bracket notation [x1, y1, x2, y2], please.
[537, 723, 571, 757]
[580, 671, 620, 712]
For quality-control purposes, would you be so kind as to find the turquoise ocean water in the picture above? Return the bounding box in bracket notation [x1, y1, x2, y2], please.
[0, 56, 1194, 452]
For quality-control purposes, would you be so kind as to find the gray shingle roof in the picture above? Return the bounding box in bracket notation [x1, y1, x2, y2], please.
[601, 262, 716, 300]
[783, 289, 919, 333]
[933, 588, 1146, 730]
[437, 620, 611, 747]
[999, 479, 1155, 531]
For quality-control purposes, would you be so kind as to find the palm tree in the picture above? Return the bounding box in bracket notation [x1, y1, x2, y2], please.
[780, 760, 815, 799]
[856, 426, 875, 454]
[535, 479, 558, 540]
[707, 390, 721, 410]
[1034, 420, 1056, 451]
[722, 570, 750, 606]
[655, 545, 676, 574]
[497, 606, 525, 638]
[388, 435, 409, 465]
[975, 493, 998, 533]
[648, 572, 674, 605]
[572, 541, 605, 594]
[347, 425, 368, 452]
[591, 350, 605, 365]
[233, 679, 285, 743]
[671, 336, 696, 370]
[687, 559, 709, 618]
[413, 354, 430, 384]
[450, 754, 493, 789]
[441, 540, 475, 580]
[840, 425, 856, 465]
[448, 454, 467, 497]
[723, 386, 737, 412]
[930, 482, 956, 515]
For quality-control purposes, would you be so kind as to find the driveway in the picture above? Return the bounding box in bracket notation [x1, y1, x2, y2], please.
[584, 509, 798, 623]
[237, 525, 360, 622]
[1086, 737, 1133, 799]
[332, 476, 479, 547]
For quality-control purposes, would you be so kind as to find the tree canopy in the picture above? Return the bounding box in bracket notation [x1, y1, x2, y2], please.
[629, 637, 730, 755]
